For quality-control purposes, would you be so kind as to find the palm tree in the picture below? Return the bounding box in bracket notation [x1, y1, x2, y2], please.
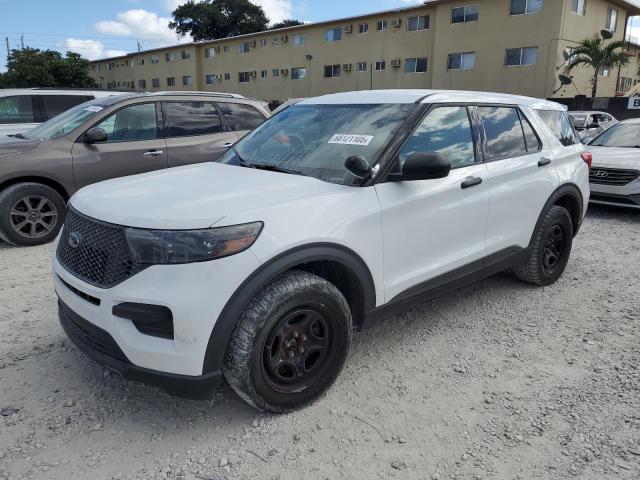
[564, 37, 629, 97]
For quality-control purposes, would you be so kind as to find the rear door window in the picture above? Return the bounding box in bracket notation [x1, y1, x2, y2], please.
[537, 110, 578, 146]
[94, 103, 159, 142]
[0, 95, 35, 124]
[165, 102, 224, 137]
[477, 106, 528, 160]
[40, 95, 90, 121]
[217, 102, 266, 131]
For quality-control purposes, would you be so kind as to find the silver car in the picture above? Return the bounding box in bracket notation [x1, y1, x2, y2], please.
[569, 111, 618, 142]
[0, 92, 270, 246]
[587, 118, 640, 209]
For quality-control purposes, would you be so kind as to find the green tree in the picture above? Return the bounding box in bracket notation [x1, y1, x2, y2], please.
[169, 0, 269, 41]
[2, 48, 96, 88]
[564, 37, 629, 97]
[270, 19, 304, 30]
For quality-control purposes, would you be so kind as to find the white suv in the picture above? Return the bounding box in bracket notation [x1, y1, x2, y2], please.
[53, 90, 590, 412]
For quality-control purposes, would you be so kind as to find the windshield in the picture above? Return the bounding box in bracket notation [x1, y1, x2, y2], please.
[217, 103, 416, 185]
[589, 123, 640, 148]
[23, 100, 108, 141]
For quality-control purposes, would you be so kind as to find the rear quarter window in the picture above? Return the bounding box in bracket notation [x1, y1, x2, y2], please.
[217, 102, 266, 131]
[537, 110, 578, 146]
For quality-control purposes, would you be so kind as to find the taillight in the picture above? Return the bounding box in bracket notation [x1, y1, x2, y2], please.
[581, 151, 592, 169]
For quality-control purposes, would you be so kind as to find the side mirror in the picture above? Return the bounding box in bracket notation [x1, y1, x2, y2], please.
[82, 127, 107, 144]
[344, 155, 372, 179]
[389, 152, 451, 181]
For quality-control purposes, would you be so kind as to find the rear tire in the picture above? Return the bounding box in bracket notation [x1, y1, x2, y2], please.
[223, 270, 352, 413]
[515, 205, 573, 286]
[0, 183, 66, 246]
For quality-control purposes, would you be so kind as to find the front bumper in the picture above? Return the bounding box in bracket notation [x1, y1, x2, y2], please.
[589, 178, 640, 209]
[58, 299, 221, 399]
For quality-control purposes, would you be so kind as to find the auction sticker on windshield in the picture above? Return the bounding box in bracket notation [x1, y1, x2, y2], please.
[328, 134, 374, 146]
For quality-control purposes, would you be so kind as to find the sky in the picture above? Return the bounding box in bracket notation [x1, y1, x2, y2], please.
[0, 0, 639, 70]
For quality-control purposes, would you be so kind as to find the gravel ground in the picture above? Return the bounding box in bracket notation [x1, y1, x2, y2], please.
[0, 204, 638, 480]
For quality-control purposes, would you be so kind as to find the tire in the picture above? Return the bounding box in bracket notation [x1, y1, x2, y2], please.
[223, 270, 352, 413]
[0, 183, 66, 246]
[514, 205, 573, 286]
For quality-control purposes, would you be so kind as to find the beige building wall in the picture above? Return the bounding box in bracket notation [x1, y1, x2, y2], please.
[89, 0, 640, 103]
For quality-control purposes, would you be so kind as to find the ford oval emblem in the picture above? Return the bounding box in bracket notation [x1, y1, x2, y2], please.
[68, 232, 82, 249]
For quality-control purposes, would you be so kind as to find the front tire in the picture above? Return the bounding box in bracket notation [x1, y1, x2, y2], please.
[0, 183, 66, 246]
[515, 205, 573, 286]
[223, 271, 352, 413]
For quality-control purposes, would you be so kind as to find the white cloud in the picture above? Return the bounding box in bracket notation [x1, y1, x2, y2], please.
[61, 38, 127, 60]
[165, 0, 183, 11]
[94, 8, 191, 45]
[252, 0, 293, 24]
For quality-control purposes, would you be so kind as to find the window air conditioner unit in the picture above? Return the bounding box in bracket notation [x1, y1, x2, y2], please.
[343, 63, 352, 72]
[281, 35, 289, 43]
[251, 40, 257, 48]
[391, 58, 401, 68]
[392, 18, 402, 28]
[214, 46, 221, 53]
[250, 71, 257, 78]
[280, 68, 289, 76]
[345, 25, 353, 33]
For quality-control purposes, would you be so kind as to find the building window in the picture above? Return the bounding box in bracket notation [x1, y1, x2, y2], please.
[205, 47, 215, 58]
[570, 0, 586, 15]
[359, 23, 369, 33]
[238, 42, 251, 54]
[407, 15, 429, 31]
[448, 52, 476, 70]
[206, 74, 217, 85]
[618, 76, 633, 92]
[357, 62, 368, 72]
[167, 77, 175, 86]
[375, 60, 386, 71]
[292, 67, 307, 80]
[150, 55, 159, 64]
[452, 5, 479, 23]
[509, 0, 543, 15]
[505, 47, 538, 66]
[181, 50, 191, 60]
[377, 20, 387, 31]
[165, 52, 175, 63]
[138, 79, 146, 88]
[223, 45, 229, 53]
[239, 72, 250, 83]
[325, 27, 342, 42]
[261, 70, 268, 78]
[606, 7, 618, 32]
[324, 64, 342, 78]
[182, 75, 192, 86]
[152, 78, 160, 87]
[260, 39, 267, 47]
[405, 57, 428, 73]
[272, 69, 280, 77]
[292, 34, 306, 46]
[598, 66, 610, 77]
[224, 73, 231, 80]
[137, 58, 145, 65]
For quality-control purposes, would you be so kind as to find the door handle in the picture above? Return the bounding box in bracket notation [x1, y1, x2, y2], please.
[223, 142, 235, 147]
[538, 157, 552, 167]
[143, 150, 164, 157]
[461, 176, 483, 189]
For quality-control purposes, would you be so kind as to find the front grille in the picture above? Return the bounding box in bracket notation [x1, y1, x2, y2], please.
[57, 208, 148, 288]
[589, 167, 640, 186]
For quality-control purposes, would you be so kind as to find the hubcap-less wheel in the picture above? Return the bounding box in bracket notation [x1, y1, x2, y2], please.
[262, 306, 332, 393]
[9, 195, 59, 239]
[542, 224, 564, 272]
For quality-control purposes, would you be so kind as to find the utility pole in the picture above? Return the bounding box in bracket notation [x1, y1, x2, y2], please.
[137, 40, 142, 53]
[5, 37, 9, 59]
[20, 33, 24, 49]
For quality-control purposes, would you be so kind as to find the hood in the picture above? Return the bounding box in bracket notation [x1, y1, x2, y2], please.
[0, 136, 40, 156]
[589, 146, 640, 170]
[70, 162, 344, 229]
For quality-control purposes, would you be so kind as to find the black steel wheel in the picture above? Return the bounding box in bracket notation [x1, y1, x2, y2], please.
[224, 271, 352, 413]
[0, 183, 66, 246]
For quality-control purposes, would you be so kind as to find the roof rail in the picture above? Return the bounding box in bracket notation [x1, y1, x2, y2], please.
[150, 91, 246, 99]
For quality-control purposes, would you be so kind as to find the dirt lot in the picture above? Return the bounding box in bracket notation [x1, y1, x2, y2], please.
[0, 204, 639, 480]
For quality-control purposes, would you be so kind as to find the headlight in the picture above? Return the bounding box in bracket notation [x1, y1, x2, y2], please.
[125, 222, 263, 265]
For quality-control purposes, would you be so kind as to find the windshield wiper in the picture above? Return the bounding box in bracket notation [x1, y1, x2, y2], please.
[8, 133, 25, 139]
[236, 153, 304, 176]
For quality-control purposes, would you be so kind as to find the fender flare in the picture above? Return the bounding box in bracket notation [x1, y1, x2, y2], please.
[202, 243, 376, 374]
[530, 183, 584, 245]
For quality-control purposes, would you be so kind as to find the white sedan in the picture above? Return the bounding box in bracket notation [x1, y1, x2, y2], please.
[587, 118, 640, 209]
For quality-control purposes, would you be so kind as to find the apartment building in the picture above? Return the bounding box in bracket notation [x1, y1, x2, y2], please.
[90, 0, 640, 102]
